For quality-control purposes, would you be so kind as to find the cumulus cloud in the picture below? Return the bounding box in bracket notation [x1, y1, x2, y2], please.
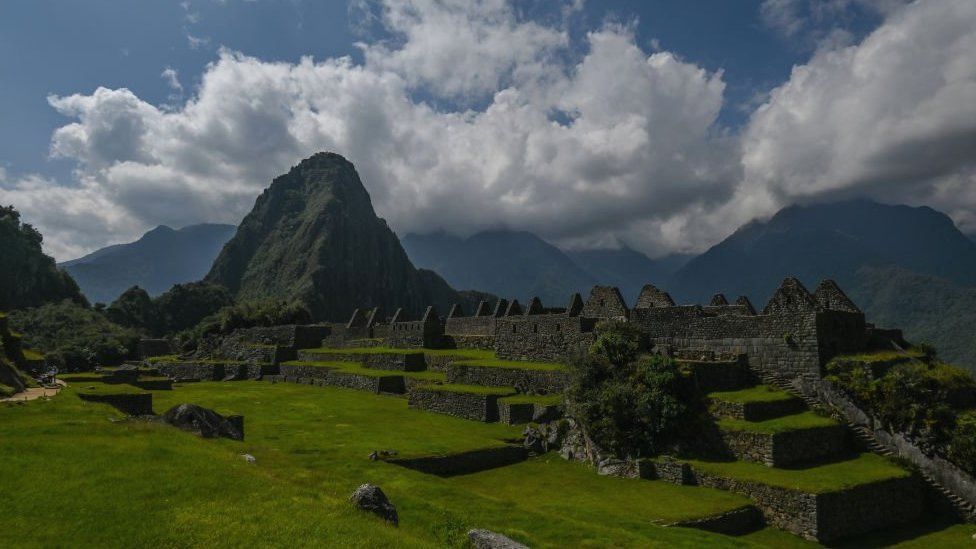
[2, 0, 975, 262]
[740, 0, 976, 232]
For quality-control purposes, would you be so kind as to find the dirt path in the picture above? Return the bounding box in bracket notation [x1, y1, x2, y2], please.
[0, 381, 64, 403]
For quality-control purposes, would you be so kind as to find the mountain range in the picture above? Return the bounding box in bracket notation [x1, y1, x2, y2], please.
[59, 163, 976, 369]
[61, 224, 237, 305]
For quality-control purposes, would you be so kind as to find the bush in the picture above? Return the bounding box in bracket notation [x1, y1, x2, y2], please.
[153, 282, 234, 334]
[569, 324, 689, 458]
[589, 320, 642, 366]
[827, 353, 976, 456]
[174, 300, 312, 352]
[7, 300, 140, 371]
[949, 412, 976, 476]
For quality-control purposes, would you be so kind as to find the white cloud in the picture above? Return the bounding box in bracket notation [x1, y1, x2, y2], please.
[740, 0, 976, 233]
[161, 67, 184, 97]
[3, 0, 975, 262]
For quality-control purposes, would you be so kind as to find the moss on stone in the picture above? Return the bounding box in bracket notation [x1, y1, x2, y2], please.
[717, 411, 838, 435]
[709, 385, 797, 404]
[451, 358, 567, 371]
[685, 453, 910, 493]
[414, 383, 516, 396]
[498, 394, 564, 406]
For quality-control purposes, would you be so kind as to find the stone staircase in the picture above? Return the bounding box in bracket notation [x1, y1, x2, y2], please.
[748, 362, 976, 522]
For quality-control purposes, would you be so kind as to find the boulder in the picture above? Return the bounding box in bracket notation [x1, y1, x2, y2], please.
[349, 483, 398, 526]
[159, 403, 244, 441]
[468, 529, 529, 549]
[522, 420, 567, 455]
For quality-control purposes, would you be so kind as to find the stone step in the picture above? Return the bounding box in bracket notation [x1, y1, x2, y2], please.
[649, 454, 925, 543]
[278, 361, 446, 395]
[407, 383, 517, 422]
[716, 411, 848, 467]
[496, 394, 564, 425]
[708, 385, 806, 422]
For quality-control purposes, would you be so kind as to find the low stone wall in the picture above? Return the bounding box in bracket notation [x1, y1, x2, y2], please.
[157, 362, 225, 381]
[78, 392, 153, 415]
[680, 358, 755, 393]
[498, 402, 535, 425]
[157, 362, 271, 381]
[652, 461, 923, 542]
[816, 476, 926, 542]
[313, 373, 404, 394]
[138, 339, 172, 359]
[296, 350, 426, 372]
[279, 363, 336, 380]
[720, 425, 848, 467]
[408, 389, 508, 422]
[386, 446, 528, 477]
[445, 364, 570, 394]
[710, 397, 805, 422]
[669, 505, 763, 535]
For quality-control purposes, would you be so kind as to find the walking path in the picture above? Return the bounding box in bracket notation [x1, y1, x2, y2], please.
[0, 380, 63, 403]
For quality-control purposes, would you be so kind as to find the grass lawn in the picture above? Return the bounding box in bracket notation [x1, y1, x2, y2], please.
[832, 349, 925, 363]
[717, 411, 838, 435]
[498, 394, 564, 406]
[301, 346, 425, 355]
[685, 453, 910, 494]
[0, 381, 782, 548]
[413, 382, 517, 396]
[451, 358, 567, 371]
[21, 348, 44, 361]
[282, 360, 448, 382]
[421, 348, 496, 360]
[709, 385, 797, 404]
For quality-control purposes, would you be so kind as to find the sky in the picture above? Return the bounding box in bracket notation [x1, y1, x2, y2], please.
[0, 0, 974, 261]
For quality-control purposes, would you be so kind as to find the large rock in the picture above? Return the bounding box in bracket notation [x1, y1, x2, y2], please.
[349, 483, 398, 525]
[468, 529, 529, 549]
[159, 403, 244, 441]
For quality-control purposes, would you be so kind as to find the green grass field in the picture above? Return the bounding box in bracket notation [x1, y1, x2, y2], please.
[281, 360, 449, 382]
[2, 381, 973, 547]
[709, 385, 797, 404]
[717, 411, 839, 435]
[498, 394, 564, 406]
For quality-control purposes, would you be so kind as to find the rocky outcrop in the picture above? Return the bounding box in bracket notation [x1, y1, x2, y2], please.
[205, 152, 467, 321]
[159, 403, 244, 441]
[349, 483, 398, 525]
[467, 529, 529, 549]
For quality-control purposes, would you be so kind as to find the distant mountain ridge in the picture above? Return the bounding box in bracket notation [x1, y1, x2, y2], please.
[402, 230, 691, 305]
[61, 223, 237, 305]
[667, 199, 976, 305]
[205, 152, 473, 321]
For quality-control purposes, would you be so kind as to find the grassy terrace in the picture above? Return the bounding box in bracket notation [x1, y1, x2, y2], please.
[498, 394, 564, 406]
[709, 385, 796, 404]
[1, 380, 801, 547]
[717, 411, 838, 435]
[685, 453, 910, 494]
[281, 360, 448, 382]
[413, 383, 516, 396]
[451, 358, 567, 371]
[833, 349, 926, 363]
[301, 346, 425, 355]
[1, 380, 972, 546]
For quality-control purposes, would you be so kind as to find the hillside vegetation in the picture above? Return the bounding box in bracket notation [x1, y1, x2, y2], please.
[0, 205, 86, 310]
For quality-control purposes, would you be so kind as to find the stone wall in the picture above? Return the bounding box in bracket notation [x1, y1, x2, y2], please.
[138, 339, 172, 359]
[296, 350, 426, 372]
[408, 389, 509, 422]
[581, 286, 629, 319]
[494, 316, 595, 362]
[440, 335, 496, 350]
[445, 363, 570, 394]
[710, 396, 805, 422]
[445, 316, 496, 337]
[719, 425, 848, 467]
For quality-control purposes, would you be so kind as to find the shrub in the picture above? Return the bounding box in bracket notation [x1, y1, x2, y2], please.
[589, 320, 642, 366]
[153, 282, 234, 334]
[7, 300, 140, 371]
[174, 300, 312, 352]
[949, 412, 976, 476]
[569, 325, 689, 458]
